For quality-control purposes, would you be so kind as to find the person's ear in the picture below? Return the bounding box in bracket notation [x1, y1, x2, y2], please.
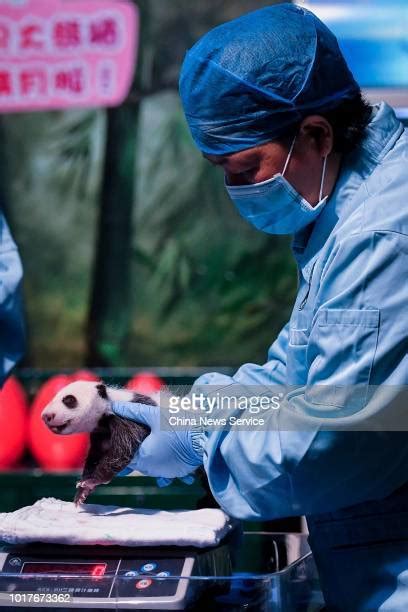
[298, 115, 334, 157]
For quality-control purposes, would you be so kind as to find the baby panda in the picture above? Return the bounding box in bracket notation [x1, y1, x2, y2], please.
[41, 381, 153, 506]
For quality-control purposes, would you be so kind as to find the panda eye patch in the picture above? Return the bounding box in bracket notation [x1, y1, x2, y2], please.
[62, 395, 78, 409]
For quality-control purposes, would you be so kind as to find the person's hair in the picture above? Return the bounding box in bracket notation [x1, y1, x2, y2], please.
[281, 92, 372, 154]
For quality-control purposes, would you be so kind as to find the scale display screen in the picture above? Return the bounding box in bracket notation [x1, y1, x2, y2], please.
[22, 563, 107, 577]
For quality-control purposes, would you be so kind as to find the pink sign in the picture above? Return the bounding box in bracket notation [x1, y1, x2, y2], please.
[0, 0, 138, 112]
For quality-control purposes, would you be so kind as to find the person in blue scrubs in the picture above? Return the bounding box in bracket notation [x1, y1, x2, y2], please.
[113, 4, 408, 609]
[0, 210, 25, 386]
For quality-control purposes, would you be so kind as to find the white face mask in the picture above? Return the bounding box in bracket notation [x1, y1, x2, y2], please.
[225, 135, 328, 235]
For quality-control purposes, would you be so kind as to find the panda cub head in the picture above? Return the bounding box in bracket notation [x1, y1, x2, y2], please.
[41, 381, 112, 435]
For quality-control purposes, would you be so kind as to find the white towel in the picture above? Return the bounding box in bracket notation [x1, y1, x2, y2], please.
[0, 498, 232, 549]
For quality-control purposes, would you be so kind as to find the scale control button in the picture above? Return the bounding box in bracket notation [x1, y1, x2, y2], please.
[136, 578, 152, 590]
[141, 562, 157, 573]
[9, 558, 22, 567]
[125, 571, 139, 577]
[156, 571, 170, 580]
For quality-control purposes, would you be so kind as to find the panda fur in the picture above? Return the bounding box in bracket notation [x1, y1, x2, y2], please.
[41, 380, 218, 510]
[41, 381, 152, 506]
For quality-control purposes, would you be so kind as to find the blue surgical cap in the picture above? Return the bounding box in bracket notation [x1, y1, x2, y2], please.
[179, 3, 360, 155]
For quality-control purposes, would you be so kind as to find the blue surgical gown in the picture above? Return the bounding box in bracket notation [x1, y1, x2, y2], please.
[0, 210, 25, 386]
[193, 101, 408, 518]
[193, 101, 408, 609]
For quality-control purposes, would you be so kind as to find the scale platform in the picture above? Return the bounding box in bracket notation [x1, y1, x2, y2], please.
[0, 532, 324, 611]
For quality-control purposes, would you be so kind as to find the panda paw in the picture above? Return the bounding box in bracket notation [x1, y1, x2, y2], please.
[74, 478, 101, 506]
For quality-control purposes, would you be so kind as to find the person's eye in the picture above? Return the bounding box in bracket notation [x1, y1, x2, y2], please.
[231, 166, 256, 177]
[240, 167, 259, 182]
[225, 165, 259, 186]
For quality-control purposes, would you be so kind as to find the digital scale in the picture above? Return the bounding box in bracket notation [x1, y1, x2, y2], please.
[0, 533, 324, 611]
[0, 540, 232, 610]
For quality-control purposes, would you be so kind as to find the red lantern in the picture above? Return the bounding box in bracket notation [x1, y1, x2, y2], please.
[126, 372, 164, 394]
[0, 376, 29, 469]
[28, 375, 89, 471]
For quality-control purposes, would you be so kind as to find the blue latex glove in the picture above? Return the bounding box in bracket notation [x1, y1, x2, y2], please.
[112, 401, 205, 484]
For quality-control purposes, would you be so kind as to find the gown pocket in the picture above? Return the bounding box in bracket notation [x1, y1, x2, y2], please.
[305, 308, 380, 409]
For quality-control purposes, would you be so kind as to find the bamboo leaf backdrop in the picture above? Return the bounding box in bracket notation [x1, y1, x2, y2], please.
[2, 0, 296, 368]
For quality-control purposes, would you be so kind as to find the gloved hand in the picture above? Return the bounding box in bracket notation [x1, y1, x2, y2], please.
[111, 400, 205, 485]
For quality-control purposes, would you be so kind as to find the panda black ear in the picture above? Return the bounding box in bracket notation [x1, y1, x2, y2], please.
[96, 384, 109, 400]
